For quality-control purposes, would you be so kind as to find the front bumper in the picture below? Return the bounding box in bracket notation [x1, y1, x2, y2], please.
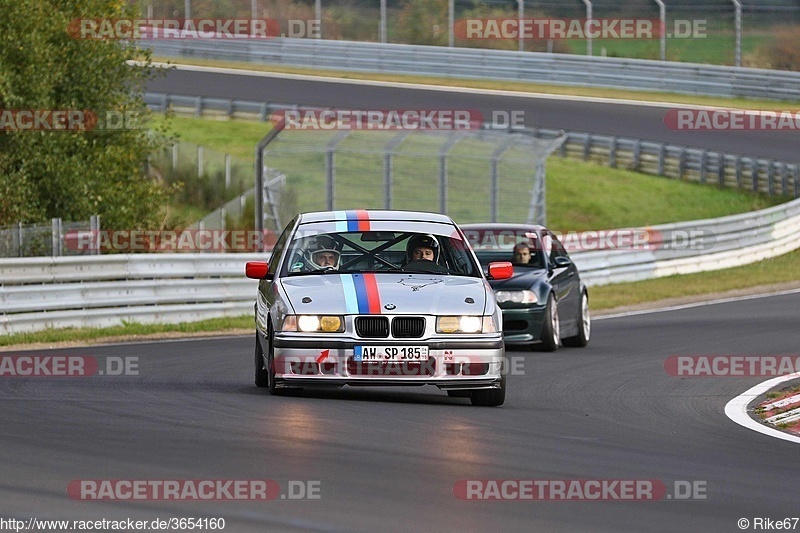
[269, 333, 504, 390]
[499, 304, 547, 345]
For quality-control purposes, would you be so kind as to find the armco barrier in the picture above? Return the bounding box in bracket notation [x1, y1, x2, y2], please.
[2, 197, 800, 334]
[143, 38, 800, 101]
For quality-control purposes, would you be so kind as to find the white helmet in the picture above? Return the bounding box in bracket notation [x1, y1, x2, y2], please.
[304, 235, 341, 270]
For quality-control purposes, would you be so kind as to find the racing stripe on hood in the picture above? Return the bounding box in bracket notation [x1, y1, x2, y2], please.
[340, 273, 382, 314]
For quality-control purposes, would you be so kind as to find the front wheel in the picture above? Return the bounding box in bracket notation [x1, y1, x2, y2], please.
[254, 333, 268, 388]
[563, 291, 590, 347]
[470, 373, 506, 407]
[537, 294, 560, 352]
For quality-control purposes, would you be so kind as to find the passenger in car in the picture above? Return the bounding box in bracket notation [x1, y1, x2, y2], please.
[512, 242, 532, 265]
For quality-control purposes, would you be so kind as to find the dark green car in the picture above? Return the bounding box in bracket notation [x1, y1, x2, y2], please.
[460, 224, 590, 352]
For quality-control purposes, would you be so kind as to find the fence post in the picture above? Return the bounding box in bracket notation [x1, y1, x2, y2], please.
[17, 221, 23, 258]
[51, 218, 62, 257]
[90, 215, 100, 255]
[225, 154, 231, 189]
[325, 149, 335, 211]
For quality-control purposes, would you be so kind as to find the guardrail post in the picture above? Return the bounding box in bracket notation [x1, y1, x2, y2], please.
[735, 156, 743, 188]
[718, 153, 725, 187]
[608, 137, 617, 168]
[227, 99, 234, 118]
[697, 150, 705, 183]
[657, 144, 665, 176]
[781, 163, 788, 196]
[195, 96, 202, 117]
[794, 165, 799, 198]
[260, 103, 269, 121]
[225, 154, 231, 189]
[632, 140, 641, 171]
[679, 149, 687, 180]
[767, 161, 775, 196]
[583, 134, 591, 161]
[751, 159, 759, 193]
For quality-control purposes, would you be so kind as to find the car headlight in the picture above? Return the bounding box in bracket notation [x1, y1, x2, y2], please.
[436, 316, 496, 334]
[283, 315, 344, 333]
[495, 290, 539, 304]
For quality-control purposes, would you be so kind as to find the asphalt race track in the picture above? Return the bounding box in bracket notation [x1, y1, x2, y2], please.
[2, 292, 799, 531]
[147, 66, 800, 162]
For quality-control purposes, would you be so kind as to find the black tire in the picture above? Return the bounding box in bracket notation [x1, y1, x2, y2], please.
[254, 333, 268, 388]
[470, 373, 506, 407]
[537, 293, 560, 352]
[563, 291, 591, 348]
[265, 324, 283, 395]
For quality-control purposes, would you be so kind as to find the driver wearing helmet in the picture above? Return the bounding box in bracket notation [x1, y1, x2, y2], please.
[406, 234, 440, 263]
[304, 235, 341, 271]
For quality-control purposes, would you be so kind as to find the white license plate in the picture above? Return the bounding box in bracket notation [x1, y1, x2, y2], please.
[354, 346, 429, 361]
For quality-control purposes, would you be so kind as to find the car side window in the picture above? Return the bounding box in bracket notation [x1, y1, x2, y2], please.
[268, 220, 294, 275]
[545, 231, 569, 265]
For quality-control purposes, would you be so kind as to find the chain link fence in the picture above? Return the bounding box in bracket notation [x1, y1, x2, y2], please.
[148, 141, 254, 229]
[257, 126, 566, 229]
[130, 0, 800, 66]
[0, 217, 100, 258]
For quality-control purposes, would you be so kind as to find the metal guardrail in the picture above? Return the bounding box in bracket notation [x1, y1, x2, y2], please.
[143, 38, 800, 101]
[2, 195, 800, 334]
[145, 93, 799, 199]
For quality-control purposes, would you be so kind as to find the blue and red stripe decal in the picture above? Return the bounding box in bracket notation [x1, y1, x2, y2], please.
[340, 273, 382, 314]
[333, 210, 371, 232]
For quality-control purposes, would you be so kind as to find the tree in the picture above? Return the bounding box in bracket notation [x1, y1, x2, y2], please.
[0, 0, 171, 228]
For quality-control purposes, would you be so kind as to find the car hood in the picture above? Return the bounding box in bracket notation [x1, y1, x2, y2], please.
[488, 267, 548, 290]
[280, 273, 488, 315]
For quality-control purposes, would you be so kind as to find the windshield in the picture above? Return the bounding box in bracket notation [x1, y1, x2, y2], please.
[464, 227, 547, 269]
[281, 229, 481, 277]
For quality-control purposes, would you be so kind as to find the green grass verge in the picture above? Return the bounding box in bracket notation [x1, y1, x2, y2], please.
[152, 56, 800, 109]
[0, 316, 253, 348]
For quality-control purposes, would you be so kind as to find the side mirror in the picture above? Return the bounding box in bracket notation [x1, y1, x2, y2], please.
[553, 256, 572, 268]
[245, 261, 270, 279]
[487, 261, 513, 280]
